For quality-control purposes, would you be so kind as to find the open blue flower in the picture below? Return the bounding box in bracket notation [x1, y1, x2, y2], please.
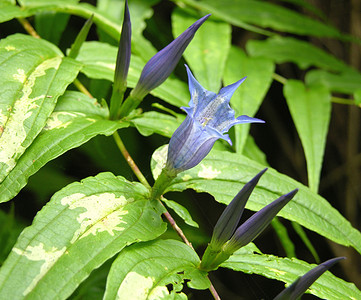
[165, 65, 265, 173]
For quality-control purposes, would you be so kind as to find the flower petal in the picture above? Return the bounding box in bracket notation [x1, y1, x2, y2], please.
[185, 64, 217, 117]
[166, 116, 222, 171]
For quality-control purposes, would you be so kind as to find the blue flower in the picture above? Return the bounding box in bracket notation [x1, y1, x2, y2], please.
[165, 65, 265, 174]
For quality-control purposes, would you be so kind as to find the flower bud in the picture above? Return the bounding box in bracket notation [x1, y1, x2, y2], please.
[109, 0, 131, 119]
[211, 169, 267, 249]
[274, 257, 345, 300]
[113, 0, 131, 94]
[200, 174, 296, 272]
[224, 189, 298, 253]
[131, 15, 210, 100]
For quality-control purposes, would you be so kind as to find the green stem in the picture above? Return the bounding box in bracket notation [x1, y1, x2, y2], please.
[112, 131, 151, 188]
[111, 136, 221, 298]
[73, 79, 92, 98]
[151, 168, 178, 200]
[200, 244, 231, 272]
[331, 96, 356, 105]
[109, 87, 125, 120]
[272, 73, 357, 106]
[118, 93, 144, 118]
[17, 17, 40, 38]
[272, 73, 287, 85]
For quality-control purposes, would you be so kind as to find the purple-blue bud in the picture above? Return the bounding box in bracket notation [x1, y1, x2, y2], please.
[224, 189, 298, 253]
[211, 169, 267, 249]
[110, 0, 132, 119]
[274, 257, 345, 300]
[131, 14, 210, 100]
[114, 0, 131, 93]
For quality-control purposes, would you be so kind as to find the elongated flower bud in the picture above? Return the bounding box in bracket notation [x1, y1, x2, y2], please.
[131, 15, 210, 100]
[224, 189, 298, 253]
[110, 0, 131, 119]
[114, 0, 131, 94]
[274, 257, 345, 300]
[200, 174, 296, 272]
[211, 169, 267, 249]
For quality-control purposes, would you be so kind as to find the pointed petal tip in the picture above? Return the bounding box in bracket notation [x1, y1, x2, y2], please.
[124, 0, 130, 18]
[218, 77, 246, 98]
[321, 257, 346, 268]
[274, 256, 345, 300]
[199, 14, 211, 22]
[236, 115, 265, 124]
[237, 76, 247, 85]
[286, 189, 299, 199]
[259, 168, 268, 175]
[247, 168, 267, 186]
[189, 14, 211, 32]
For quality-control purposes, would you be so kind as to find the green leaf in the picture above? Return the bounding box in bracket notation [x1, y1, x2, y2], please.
[96, 0, 158, 38]
[172, 8, 231, 92]
[0, 208, 25, 265]
[242, 136, 268, 166]
[68, 14, 94, 59]
[19, 0, 77, 4]
[355, 89, 361, 106]
[0, 173, 166, 299]
[162, 198, 199, 228]
[96, 0, 158, 60]
[305, 69, 361, 94]
[271, 218, 296, 258]
[277, 0, 326, 19]
[0, 2, 31, 22]
[16, 0, 156, 61]
[174, 0, 341, 38]
[222, 246, 361, 299]
[26, 166, 75, 204]
[77, 41, 190, 107]
[131, 111, 183, 138]
[0, 91, 128, 203]
[104, 239, 209, 299]
[151, 146, 361, 255]
[247, 36, 349, 72]
[292, 222, 320, 263]
[0, 34, 82, 184]
[21, 2, 121, 40]
[35, 11, 72, 45]
[224, 46, 274, 152]
[70, 259, 111, 300]
[284, 80, 331, 192]
[2, 0, 16, 4]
